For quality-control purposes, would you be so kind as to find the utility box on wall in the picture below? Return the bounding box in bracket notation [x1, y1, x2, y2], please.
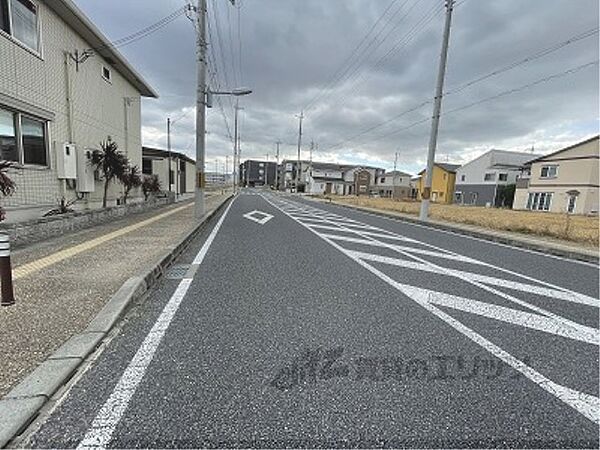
[76, 147, 96, 193]
[56, 143, 77, 179]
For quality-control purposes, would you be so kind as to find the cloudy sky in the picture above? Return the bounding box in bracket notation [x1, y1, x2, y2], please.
[74, 0, 599, 175]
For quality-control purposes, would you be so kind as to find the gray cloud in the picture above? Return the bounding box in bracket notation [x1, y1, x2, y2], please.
[75, 0, 599, 174]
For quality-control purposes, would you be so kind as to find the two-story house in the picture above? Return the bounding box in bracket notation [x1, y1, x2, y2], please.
[513, 135, 599, 215]
[374, 170, 413, 199]
[0, 0, 157, 221]
[454, 149, 538, 207]
[415, 163, 460, 204]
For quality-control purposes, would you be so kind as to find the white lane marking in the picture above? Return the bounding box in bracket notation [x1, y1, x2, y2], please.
[316, 208, 595, 341]
[194, 200, 236, 265]
[262, 194, 600, 424]
[282, 196, 596, 312]
[242, 209, 274, 225]
[414, 285, 597, 345]
[351, 251, 599, 308]
[78, 198, 235, 449]
[311, 198, 599, 269]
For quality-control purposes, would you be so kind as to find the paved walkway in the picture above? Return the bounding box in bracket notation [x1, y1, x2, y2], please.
[0, 192, 231, 397]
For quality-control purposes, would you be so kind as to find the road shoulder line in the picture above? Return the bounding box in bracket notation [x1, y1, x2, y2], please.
[0, 195, 233, 449]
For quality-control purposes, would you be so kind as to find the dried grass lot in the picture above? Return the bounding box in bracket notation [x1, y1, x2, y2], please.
[322, 196, 599, 247]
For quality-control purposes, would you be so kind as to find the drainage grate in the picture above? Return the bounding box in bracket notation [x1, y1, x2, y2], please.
[165, 264, 191, 279]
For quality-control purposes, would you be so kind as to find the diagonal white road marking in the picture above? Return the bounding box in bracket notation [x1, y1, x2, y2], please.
[262, 194, 600, 424]
[350, 250, 599, 308]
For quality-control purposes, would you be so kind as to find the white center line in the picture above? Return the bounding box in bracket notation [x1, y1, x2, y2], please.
[77, 198, 236, 449]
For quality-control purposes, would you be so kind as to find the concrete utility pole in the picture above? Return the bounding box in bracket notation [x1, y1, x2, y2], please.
[194, 0, 208, 219]
[275, 140, 281, 190]
[167, 117, 172, 195]
[393, 151, 398, 200]
[233, 101, 244, 193]
[295, 112, 304, 192]
[419, 0, 455, 221]
[265, 154, 269, 186]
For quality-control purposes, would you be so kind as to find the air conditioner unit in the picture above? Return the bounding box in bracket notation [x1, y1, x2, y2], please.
[76, 147, 96, 193]
[56, 142, 77, 179]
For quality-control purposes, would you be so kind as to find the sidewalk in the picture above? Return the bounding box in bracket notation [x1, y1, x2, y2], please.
[0, 191, 231, 397]
[310, 197, 599, 264]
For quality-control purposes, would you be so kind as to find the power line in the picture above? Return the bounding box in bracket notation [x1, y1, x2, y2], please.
[309, 0, 444, 123]
[332, 60, 599, 150]
[302, 0, 404, 112]
[86, 6, 188, 53]
[323, 28, 599, 150]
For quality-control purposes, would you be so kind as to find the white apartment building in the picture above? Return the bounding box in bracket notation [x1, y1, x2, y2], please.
[0, 0, 157, 221]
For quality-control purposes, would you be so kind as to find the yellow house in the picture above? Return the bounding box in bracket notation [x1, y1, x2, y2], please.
[416, 163, 460, 204]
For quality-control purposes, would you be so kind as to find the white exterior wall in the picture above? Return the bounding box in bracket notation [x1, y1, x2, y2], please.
[456, 150, 532, 186]
[0, 0, 144, 215]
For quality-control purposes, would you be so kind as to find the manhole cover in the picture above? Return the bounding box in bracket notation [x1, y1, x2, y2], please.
[165, 264, 191, 279]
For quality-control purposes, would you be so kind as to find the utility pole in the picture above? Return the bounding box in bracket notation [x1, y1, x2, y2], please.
[167, 117, 172, 196]
[295, 111, 304, 192]
[265, 154, 269, 186]
[419, 0, 454, 221]
[275, 140, 281, 191]
[393, 151, 398, 200]
[194, 0, 207, 219]
[233, 100, 244, 192]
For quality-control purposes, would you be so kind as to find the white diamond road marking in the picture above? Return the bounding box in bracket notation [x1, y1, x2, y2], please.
[243, 209, 274, 225]
[261, 194, 599, 425]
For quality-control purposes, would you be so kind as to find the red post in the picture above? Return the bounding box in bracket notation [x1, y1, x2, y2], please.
[0, 233, 15, 306]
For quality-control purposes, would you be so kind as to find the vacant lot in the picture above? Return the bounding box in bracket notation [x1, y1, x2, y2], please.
[322, 196, 599, 247]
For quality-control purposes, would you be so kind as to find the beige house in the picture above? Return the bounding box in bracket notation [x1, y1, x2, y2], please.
[142, 147, 195, 197]
[513, 135, 599, 215]
[1, 0, 157, 221]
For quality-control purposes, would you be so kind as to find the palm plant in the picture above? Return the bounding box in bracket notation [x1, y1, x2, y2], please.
[121, 165, 142, 205]
[0, 161, 16, 222]
[142, 174, 162, 201]
[91, 138, 129, 208]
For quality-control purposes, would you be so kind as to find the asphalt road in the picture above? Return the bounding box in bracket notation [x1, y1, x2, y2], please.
[24, 190, 599, 448]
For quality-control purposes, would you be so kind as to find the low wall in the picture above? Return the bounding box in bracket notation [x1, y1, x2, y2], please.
[0, 197, 175, 248]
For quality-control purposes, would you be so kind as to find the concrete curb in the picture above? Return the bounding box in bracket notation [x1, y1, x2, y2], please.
[310, 198, 599, 264]
[0, 194, 233, 448]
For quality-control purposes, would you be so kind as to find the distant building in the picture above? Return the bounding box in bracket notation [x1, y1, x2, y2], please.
[240, 160, 277, 187]
[294, 161, 385, 195]
[454, 150, 538, 207]
[1, 0, 157, 221]
[415, 163, 461, 204]
[142, 147, 195, 196]
[374, 171, 413, 199]
[513, 136, 599, 215]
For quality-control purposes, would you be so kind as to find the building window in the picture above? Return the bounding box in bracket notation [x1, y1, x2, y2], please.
[526, 192, 553, 211]
[0, 0, 39, 52]
[567, 195, 577, 214]
[380, 177, 385, 184]
[0, 107, 47, 166]
[102, 65, 112, 82]
[21, 116, 45, 165]
[540, 165, 558, 178]
[142, 158, 152, 175]
[460, 174, 465, 182]
[484, 172, 495, 181]
[498, 173, 508, 181]
[0, 108, 18, 161]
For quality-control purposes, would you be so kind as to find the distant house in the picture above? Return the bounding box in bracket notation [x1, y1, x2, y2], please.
[374, 171, 413, 199]
[513, 136, 599, 215]
[142, 147, 195, 196]
[284, 161, 385, 195]
[454, 150, 538, 207]
[415, 163, 460, 204]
